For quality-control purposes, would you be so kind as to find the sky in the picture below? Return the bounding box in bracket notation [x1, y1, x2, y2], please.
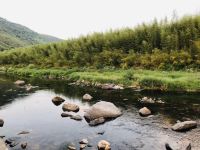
[0, 0, 199, 39]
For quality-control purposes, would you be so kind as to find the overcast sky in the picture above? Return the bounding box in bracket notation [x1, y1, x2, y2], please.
[0, 0, 199, 39]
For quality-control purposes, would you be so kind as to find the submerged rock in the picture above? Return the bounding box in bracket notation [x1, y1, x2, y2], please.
[5, 137, 21, 147]
[172, 121, 197, 131]
[14, 80, 25, 86]
[79, 139, 88, 145]
[97, 140, 111, 150]
[89, 117, 105, 126]
[17, 131, 30, 135]
[61, 112, 73, 118]
[62, 103, 79, 112]
[67, 143, 76, 150]
[52, 96, 65, 106]
[101, 84, 123, 90]
[139, 107, 151, 116]
[0, 139, 8, 150]
[139, 97, 155, 103]
[21, 142, 27, 149]
[83, 94, 93, 100]
[84, 101, 122, 121]
[0, 119, 4, 127]
[70, 115, 82, 121]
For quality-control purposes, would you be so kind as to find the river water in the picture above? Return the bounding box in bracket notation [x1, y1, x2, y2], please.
[0, 75, 199, 150]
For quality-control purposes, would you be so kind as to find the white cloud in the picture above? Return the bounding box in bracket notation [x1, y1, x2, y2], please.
[0, 0, 199, 39]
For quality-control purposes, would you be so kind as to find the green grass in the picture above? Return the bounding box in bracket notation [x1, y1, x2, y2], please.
[0, 67, 199, 92]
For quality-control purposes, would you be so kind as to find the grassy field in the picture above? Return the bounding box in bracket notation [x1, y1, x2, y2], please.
[0, 67, 199, 92]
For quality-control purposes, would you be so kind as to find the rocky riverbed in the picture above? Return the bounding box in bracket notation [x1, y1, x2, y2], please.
[0, 76, 199, 150]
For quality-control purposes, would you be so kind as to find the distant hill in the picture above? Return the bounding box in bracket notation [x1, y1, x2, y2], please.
[0, 17, 61, 51]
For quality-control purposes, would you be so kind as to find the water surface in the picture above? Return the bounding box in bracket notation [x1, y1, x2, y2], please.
[0, 76, 199, 150]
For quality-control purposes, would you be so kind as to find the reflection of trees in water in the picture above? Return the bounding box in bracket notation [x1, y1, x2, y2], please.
[1, 75, 200, 121]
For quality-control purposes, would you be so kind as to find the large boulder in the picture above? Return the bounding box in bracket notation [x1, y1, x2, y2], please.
[97, 140, 111, 150]
[52, 96, 65, 106]
[139, 107, 151, 116]
[0, 139, 8, 150]
[84, 101, 122, 121]
[14, 80, 25, 86]
[83, 94, 93, 100]
[62, 103, 79, 112]
[0, 119, 4, 127]
[172, 121, 197, 131]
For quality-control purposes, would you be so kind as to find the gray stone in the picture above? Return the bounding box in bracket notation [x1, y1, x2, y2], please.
[89, 117, 105, 126]
[97, 140, 111, 150]
[139, 107, 151, 116]
[52, 96, 65, 106]
[172, 121, 197, 131]
[70, 115, 82, 121]
[14, 80, 25, 86]
[84, 101, 122, 121]
[0, 119, 4, 127]
[61, 112, 73, 118]
[83, 94, 93, 100]
[62, 103, 79, 112]
[0, 139, 8, 150]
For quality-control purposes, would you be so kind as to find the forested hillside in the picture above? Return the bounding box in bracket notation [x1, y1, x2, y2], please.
[0, 15, 200, 70]
[0, 17, 61, 51]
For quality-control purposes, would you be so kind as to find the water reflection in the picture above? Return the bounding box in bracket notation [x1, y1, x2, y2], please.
[0, 75, 199, 150]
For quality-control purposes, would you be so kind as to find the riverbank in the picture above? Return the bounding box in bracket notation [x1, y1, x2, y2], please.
[0, 67, 200, 92]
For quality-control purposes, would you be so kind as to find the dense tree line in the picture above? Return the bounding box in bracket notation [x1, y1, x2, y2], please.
[0, 14, 200, 70]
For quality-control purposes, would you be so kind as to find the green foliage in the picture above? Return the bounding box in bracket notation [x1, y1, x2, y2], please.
[0, 17, 61, 51]
[0, 14, 200, 70]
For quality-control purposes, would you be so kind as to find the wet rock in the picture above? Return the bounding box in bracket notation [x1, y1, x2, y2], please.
[97, 140, 111, 150]
[139, 97, 165, 104]
[101, 84, 123, 90]
[52, 96, 65, 106]
[61, 112, 73, 118]
[83, 94, 93, 100]
[89, 117, 105, 126]
[80, 144, 86, 149]
[0, 119, 4, 127]
[62, 103, 79, 112]
[84, 101, 122, 121]
[5, 137, 21, 147]
[0, 139, 8, 150]
[139, 97, 155, 103]
[80, 139, 88, 145]
[18, 131, 29, 135]
[14, 80, 25, 86]
[172, 121, 197, 131]
[97, 131, 105, 135]
[21, 142, 27, 149]
[165, 143, 173, 150]
[70, 115, 82, 121]
[139, 107, 151, 116]
[67, 143, 76, 150]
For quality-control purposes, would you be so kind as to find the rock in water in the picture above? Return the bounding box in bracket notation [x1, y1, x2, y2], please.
[70, 115, 82, 121]
[83, 94, 93, 100]
[97, 140, 111, 150]
[62, 103, 79, 112]
[139, 107, 151, 116]
[79, 139, 88, 145]
[84, 101, 122, 121]
[172, 121, 197, 131]
[52, 96, 65, 106]
[89, 117, 105, 126]
[61, 112, 73, 118]
[21, 142, 27, 149]
[0, 119, 4, 127]
[0, 139, 8, 150]
[14, 80, 25, 86]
